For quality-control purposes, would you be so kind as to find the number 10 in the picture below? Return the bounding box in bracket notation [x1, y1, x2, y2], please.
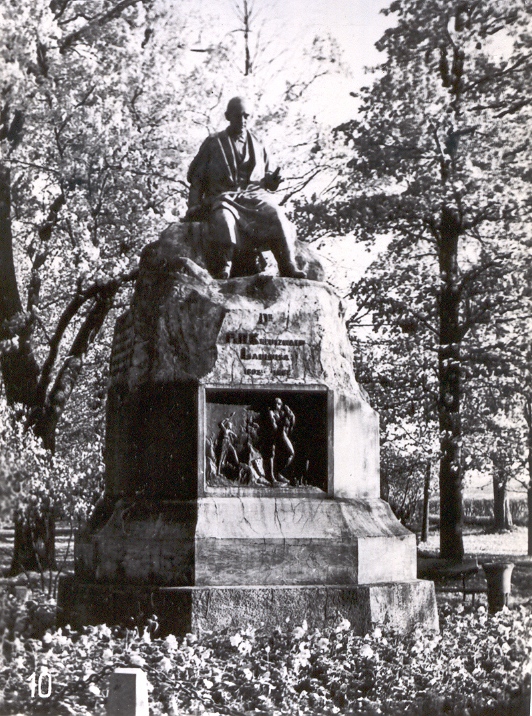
[27, 671, 52, 698]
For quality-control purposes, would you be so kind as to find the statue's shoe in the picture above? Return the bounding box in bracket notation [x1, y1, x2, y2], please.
[214, 266, 232, 280]
[280, 264, 306, 279]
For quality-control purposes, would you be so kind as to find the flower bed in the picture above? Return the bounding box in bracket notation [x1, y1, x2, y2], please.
[0, 599, 530, 715]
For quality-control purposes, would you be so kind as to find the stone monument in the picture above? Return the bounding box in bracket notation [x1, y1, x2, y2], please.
[58, 221, 438, 636]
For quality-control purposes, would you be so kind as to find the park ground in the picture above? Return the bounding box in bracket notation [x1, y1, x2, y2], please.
[0, 522, 530, 715]
[421, 524, 532, 608]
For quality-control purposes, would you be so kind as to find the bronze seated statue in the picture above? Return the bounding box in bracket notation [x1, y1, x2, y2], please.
[184, 96, 307, 280]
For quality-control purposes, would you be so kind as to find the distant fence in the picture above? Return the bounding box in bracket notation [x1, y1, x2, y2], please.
[426, 496, 528, 526]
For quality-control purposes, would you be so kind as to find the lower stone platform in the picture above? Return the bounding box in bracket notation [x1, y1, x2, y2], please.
[74, 497, 418, 587]
[58, 577, 438, 636]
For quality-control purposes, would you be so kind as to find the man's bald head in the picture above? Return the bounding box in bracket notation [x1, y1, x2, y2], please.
[226, 96, 249, 115]
[225, 96, 250, 136]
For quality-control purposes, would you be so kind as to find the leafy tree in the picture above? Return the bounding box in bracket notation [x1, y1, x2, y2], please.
[0, 393, 104, 580]
[0, 0, 173, 569]
[525, 387, 532, 556]
[487, 344, 532, 541]
[0, 0, 349, 571]
[297, 0, 531, 560]
[474, 375, 529, 533]
[348, 314, 439, 531]
[0, 0, 160, 447]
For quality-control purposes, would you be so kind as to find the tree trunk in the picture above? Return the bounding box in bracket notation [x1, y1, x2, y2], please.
[421, 461, 431, 542]
[33, 294, 113, 451]
[8, 504, 56, 575]
[528, 484, 532, 557]
[493, 474, 513, 531]
[438, 205, 464, 561]
[0, 163, 39, 406]
[525, 397, 532, 556]
[242, 0, 252, 76]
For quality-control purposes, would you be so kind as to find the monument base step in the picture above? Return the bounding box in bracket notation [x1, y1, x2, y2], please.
[58, 577, 438, 636]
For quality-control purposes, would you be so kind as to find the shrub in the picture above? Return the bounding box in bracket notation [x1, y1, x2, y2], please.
[0, 602, 530, 715]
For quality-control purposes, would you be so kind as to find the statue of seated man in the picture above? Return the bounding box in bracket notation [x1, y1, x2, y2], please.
[185, 96, 306, 280]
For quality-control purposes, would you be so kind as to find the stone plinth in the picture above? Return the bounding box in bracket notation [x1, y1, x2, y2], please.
[75, 497, 416, 586]
[58, 580, 438, 637]
[59, 232, 438, 635]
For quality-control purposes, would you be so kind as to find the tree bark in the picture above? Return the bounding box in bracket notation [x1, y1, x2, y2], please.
[525, 396, 532, 556]
[8, 504, 56, 575]
[243, 0, 252, 76]
[33, 295, 112, 451]
[528, 484, 532, 557]
[493, 474, 513, 531]
[0, 164, 39, 405]
[421, 461, 431, 542]
[438, 205, 464, 561]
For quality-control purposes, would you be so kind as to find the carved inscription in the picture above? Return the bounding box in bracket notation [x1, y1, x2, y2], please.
[225, 322, 306, 377]
[225, 332, 305, 347]
[240, 349, 289, 361]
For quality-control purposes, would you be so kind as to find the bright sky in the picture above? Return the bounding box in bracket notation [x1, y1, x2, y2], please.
[271, 0, 392, 123]
[196, 0, 392, 124]
[180, 0, 393, 292]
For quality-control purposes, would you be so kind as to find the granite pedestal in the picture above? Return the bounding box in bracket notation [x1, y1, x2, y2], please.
[58, 232, 438, 635]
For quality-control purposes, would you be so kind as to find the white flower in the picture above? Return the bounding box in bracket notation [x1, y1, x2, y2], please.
[12, 637, 24, 654]
[161, 657, 173, 672]
[99, 624, 111, 638]
[230, 633, 242, 647]
[83, 668, 96, 681]
[293, 620, 308, 639]
[165, 634, 178, 651]
[238, 639, 252, 655]
[141, 628, 151, 643]
[335, 618, 351, 633]
[360, 643, 376, 660]
[101, 648, 114, 663]
[129, 653, 146, 667]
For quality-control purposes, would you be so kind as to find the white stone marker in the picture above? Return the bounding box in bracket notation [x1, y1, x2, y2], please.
[106, 668, 149, 716]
